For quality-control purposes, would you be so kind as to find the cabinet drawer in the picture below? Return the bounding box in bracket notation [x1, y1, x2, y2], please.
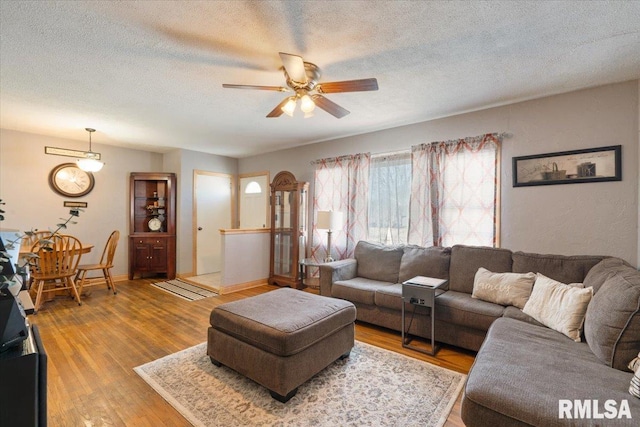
[133, 237, 166, 246]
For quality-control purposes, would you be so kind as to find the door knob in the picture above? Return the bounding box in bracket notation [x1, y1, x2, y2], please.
[198, 227, 203, 231]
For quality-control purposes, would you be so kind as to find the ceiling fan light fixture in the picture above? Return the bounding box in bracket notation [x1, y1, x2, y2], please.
[77, 128, 104, 172]
[300, 94, 315, 113]
[281, 97, 296, 117]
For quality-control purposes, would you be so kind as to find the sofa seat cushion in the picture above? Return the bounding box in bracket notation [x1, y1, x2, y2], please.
[332, 277, 395, 305]
[449, 245, 513, 294]
[435, 290, 504, 331]
[464, 318, 640, 426]
[584, 265, 640, 371]
[354, 241, 404, 283]
[502, 306, 545, 327]
[373, 283, 417, 311]
[512, 251, 604, 285]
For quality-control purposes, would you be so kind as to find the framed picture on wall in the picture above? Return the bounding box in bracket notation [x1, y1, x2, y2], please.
[512, 145, 621, 187]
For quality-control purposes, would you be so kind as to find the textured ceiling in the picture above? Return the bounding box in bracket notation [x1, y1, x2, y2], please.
[1, 1, 639, 158]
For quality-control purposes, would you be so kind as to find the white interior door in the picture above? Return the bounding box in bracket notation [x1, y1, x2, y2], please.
[195, 172, 232, 275]
[239, 174, 269, 228]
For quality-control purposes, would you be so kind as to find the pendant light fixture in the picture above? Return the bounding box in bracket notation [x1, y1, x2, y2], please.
[77, 128, 104, 172]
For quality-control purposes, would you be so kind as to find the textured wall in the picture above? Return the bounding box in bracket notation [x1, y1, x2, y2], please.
[0, 129, 164, 278]
[240, 81, 639, 266]
[170, 149, 238, 276]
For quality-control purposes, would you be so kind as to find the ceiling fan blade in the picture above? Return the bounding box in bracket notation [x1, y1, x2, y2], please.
[279, 52, 307, 84]
[222, 84, 288, 92]
[266, 97, 291, 118]
[316, 78, 379, 93]
[311, 95, 350, 119]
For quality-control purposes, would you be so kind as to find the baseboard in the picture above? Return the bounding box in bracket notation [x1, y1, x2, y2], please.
[218, 278, 268, 295]
[112, 274, 128, 283]
[177, 272, 195, 280]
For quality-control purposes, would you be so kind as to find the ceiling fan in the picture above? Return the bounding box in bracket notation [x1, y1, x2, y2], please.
[222, 52, 378, 119]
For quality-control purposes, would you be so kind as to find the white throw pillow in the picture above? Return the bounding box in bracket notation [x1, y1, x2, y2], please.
[629, 352, 640, 399]
[471, 267, 536, 309]
[522, 273, 593, 342]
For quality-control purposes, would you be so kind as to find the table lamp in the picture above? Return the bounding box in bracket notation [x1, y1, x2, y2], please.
[317, 210, 343, 262]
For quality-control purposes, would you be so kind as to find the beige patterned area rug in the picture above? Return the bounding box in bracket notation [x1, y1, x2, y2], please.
[134, 341, 466, 427]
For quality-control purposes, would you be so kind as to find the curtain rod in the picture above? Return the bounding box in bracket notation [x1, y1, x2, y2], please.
[310, 152, 370, 165]
[429, 132, 512, 146]
[311, 132, 513, 164]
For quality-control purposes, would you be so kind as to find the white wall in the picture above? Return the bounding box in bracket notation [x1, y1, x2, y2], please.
[0, 130, 239, 278]
[240, 80, 640, 266]
[171, 149, 238, 275]
[2, 80, 637, 278]
[0, 129, 163, 277]
[221, 230, 270, 285]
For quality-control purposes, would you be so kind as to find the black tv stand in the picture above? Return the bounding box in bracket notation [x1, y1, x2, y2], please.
[0, 325, 47, 426]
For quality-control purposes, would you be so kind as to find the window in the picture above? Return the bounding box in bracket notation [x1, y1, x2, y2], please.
[312, 133, 502, 253]
[368, 152, 411, 245]
[244, 181, 262, 194]
[409, 134, 501, 247]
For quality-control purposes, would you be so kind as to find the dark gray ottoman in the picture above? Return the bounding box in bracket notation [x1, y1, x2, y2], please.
[207, 288, 356, 402]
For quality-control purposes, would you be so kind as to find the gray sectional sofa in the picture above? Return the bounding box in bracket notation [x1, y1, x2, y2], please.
[319, 241, 640, 426]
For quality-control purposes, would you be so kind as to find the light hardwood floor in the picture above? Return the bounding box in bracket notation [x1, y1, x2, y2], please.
[28, 279, 475, 426]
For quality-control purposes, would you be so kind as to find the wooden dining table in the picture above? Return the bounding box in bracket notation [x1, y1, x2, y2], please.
[19, 243, 94, 302]
[19, 244, 94, 256]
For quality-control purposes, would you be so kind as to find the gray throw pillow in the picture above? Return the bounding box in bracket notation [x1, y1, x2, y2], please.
[584, 266, 640, 371]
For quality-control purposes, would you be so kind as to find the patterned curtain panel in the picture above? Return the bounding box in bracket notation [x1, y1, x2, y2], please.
[311, 153, 371, 261]
[368, 152, 412, 245]
[409, 133, 502, 247]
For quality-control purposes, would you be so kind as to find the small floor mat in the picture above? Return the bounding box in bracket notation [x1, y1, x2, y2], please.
[151, 279, 218, 301]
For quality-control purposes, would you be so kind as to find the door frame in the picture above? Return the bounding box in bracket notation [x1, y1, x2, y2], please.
[192, 169, 236, 276]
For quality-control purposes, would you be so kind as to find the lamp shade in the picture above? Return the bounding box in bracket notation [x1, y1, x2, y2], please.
[317, 211, 343, 231]
[77, 157, 104, 172]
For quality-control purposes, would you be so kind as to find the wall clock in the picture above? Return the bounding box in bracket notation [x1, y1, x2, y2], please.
[148, 217, 162, 231]
[49, 163, 95, 197]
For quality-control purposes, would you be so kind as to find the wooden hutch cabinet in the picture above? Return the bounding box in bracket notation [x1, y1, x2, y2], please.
[268, 171, 308, 289]
[128, 172, 177, 280]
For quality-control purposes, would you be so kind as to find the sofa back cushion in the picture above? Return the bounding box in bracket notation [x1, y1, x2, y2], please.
[583, 257, 631, 294]
[449, 245, 513, 294]
[354, 241, 404, 283]
[512, 251, 604, 285]
[584, 265, 640, 371]
[398, 245, 451, 284]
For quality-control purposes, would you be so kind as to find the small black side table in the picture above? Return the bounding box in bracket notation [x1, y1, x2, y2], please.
[401, 277, 448, 356]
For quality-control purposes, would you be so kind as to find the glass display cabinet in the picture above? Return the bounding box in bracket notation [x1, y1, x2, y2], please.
[268, 171, 308, 289]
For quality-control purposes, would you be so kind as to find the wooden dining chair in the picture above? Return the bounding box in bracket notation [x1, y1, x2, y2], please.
[20, 230, 57, 287]
[29, 234, 83, 312]
[76, 230, 120, 295]
[20, 230, 55, 250]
